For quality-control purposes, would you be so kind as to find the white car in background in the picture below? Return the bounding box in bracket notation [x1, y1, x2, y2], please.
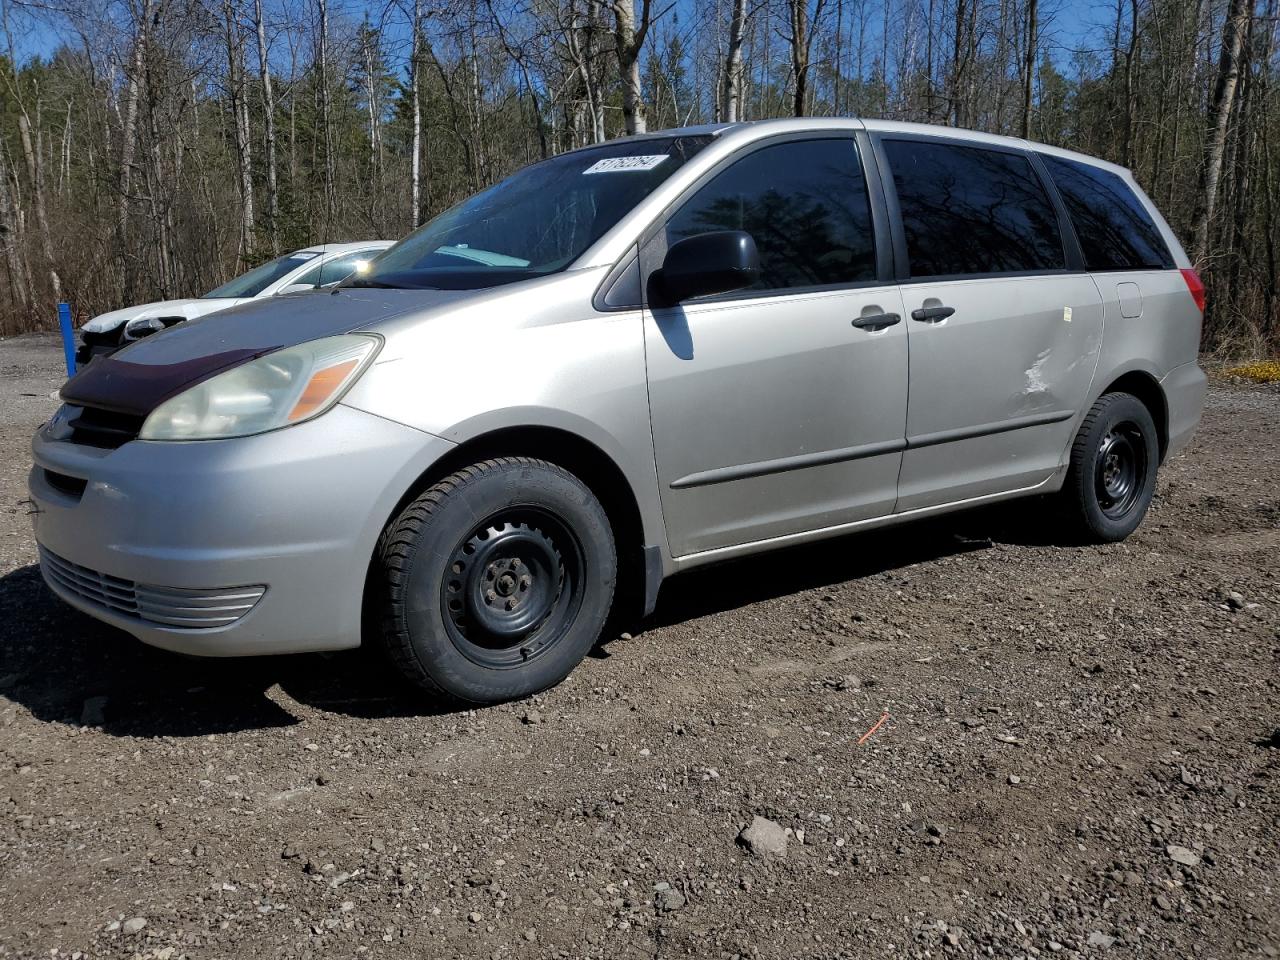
[76, 241, 394, 364]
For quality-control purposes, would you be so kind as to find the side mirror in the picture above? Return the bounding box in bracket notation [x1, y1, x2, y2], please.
[123, 316, 167, 340]
[657, 230, 761, 304]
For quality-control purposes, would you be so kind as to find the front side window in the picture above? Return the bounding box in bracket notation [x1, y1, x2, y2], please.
[203, 250, 322, 299]
[665, 138, 876, 293]
[356, 136, 710, 291]
[883, 139, 1065, 278]
[1042, 156, 1174, 271]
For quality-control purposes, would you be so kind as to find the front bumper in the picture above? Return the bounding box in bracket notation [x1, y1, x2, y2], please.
[74, 341, 116, 367]
[29, 404, 454, 656]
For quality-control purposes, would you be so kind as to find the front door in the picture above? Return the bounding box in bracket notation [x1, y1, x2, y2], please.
[643, 136, 909, 558]
[876, 135, 1105, 512]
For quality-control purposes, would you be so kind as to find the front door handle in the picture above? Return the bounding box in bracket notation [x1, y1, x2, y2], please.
[851, 312, 900, 331]
[911, 305, 955, 322]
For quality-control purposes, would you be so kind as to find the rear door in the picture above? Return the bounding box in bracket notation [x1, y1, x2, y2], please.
[643, 135, 909, 558]
[874, 135, 1105, 512]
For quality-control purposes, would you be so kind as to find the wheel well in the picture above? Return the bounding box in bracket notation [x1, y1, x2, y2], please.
[364, 426, 648, 630]
[1100, 371, 1168, 460]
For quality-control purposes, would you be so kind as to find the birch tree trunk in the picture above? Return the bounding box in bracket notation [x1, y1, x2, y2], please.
[721, 0, 747, 122]
[17, 112, 62, 303]
[317, 0, 336, 222]
[1191, 0, 1250, 265]
[611, 0, 650, 135]
[225, 0, 255, 260]
[116, 0, 151, 304]
[254, 0, 280, 254]
[362, 29, 384, 184]
[410, 0, 423, 227]
[0, 160, 34, 313]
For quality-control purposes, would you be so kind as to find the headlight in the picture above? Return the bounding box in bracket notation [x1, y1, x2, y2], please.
[139, 334, 381, 441]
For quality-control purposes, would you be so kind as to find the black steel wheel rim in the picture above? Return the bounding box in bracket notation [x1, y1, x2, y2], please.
[1094, 421, 1147, 519]
[440, 507, 585, 669]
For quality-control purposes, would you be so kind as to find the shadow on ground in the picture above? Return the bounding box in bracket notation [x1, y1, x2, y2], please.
[0, 498, 1060, 738]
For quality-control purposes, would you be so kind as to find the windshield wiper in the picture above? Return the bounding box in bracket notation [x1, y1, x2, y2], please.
[345, 278, 406, 289]
[345, 275, 438, 290]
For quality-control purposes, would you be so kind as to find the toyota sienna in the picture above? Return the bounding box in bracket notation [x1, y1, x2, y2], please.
[29, 118, 1207, 703]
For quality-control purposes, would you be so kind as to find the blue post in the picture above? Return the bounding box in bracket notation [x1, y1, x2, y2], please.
[57, 302, 76, 376]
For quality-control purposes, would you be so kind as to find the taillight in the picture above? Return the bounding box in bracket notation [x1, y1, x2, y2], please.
[1180, 268, 1206, 313]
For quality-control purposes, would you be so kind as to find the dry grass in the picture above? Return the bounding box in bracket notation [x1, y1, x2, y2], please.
[1223, 359, 1280, 383]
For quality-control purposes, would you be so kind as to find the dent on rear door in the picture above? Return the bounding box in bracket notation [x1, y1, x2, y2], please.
[896, 274, 1105, 511]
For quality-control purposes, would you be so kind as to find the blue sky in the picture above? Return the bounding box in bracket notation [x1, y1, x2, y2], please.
[6, 0, 1118, 80]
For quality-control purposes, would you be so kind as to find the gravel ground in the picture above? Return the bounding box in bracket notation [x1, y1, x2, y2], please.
[1, 332, 1277, 960]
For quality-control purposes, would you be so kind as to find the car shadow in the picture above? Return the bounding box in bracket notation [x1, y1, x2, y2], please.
[640, 498, 1057, 630]
[0, 498, 1062, 737]
[0, 563, 455, 738]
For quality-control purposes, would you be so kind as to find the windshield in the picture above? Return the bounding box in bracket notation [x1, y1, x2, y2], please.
[203, 250, 321, 298]
[352, 136, 711, 291]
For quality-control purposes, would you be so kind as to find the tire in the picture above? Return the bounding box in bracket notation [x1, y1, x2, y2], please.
[376, 457, 616, 703]
[1061, 392, 1159, 543]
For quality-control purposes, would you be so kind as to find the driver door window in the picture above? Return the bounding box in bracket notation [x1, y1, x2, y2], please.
[663, 138, 876, 295]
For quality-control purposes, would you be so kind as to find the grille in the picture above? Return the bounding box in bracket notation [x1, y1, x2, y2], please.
[39, 547, 266, 629]
[67, 406, 145, 449]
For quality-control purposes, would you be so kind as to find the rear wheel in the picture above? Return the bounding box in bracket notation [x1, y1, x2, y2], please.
[376, 458, 616, 703]
[1061, 392, 1159, 543]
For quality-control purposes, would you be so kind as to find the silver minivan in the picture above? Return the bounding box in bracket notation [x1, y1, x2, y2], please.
[29, 119, 1207, 703]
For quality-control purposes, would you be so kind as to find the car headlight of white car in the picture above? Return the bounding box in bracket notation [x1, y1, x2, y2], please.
[139, 334, 381, 441]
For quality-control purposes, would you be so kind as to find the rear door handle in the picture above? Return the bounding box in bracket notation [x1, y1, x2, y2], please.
[851, 312, 900, 331]
[911, 305, 955, 322]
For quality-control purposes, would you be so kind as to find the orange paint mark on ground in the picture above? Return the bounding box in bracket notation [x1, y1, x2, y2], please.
[857, 712, 890, 746]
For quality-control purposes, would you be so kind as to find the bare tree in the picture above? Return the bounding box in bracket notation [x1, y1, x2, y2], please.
[1, 0, 1279, 350]
[224, 0, 256, 259]
[1192, 0, 1250, 266]
[720, 0, 748, 121]
[17, 107, 62, 303]
[0, 158, 34, 312]
[783, 0, 827, 117]
[1021, 0, 1037, 138]
[254, 0, 280, 253]
[609, 0, 657, 135]
[316, 0, 336, 222]
[116, 0, 153, 303]
[409, 0, 424, 227]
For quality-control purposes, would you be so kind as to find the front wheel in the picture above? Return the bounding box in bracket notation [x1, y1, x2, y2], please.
[1061, 392, 1159, 543]
[376, 458, 616, 703]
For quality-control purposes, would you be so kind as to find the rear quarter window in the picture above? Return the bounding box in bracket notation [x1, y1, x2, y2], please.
[1041, 156, 1174, 271]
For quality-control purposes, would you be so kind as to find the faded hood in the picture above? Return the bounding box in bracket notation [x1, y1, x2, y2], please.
[61, 287, 472, 417]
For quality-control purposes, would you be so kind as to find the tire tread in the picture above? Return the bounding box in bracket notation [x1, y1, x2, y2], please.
[375, 457, 611, 701]
[1062, 391, 1155, 543]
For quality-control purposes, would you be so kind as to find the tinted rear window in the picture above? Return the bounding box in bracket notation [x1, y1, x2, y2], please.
[883, 139, 1065, 278]
[1042, 155, 1174, 271]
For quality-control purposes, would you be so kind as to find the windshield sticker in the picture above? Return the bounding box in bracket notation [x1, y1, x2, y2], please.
[583, 155, 669, 175]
